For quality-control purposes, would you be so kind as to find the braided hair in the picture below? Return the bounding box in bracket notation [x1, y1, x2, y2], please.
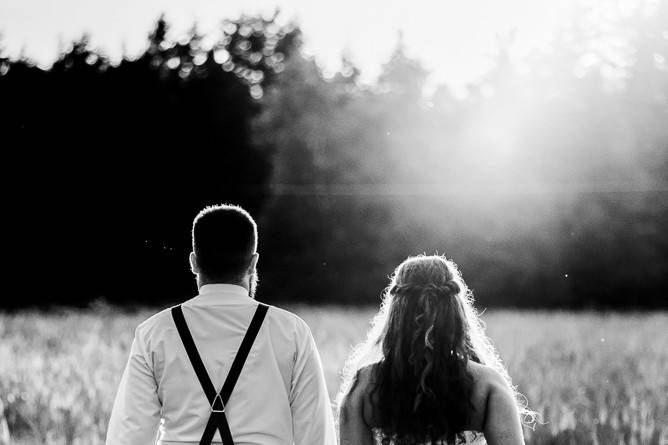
[337, 254, 532, 444]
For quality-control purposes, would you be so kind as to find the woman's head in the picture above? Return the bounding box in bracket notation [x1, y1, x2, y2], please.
[385, 255, 470, 365]
[337, 254, 532, 444]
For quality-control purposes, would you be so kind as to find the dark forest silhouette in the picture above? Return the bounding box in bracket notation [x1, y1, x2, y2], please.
[1, 6, 667, 309]
[1, 15, 298, 306]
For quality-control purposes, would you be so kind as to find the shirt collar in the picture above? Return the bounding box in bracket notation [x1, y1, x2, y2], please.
[189, 283, 254, 306]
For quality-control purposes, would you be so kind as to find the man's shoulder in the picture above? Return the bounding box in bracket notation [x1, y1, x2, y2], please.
[135, 305, 177, 337]
[264, 303, 311, 332]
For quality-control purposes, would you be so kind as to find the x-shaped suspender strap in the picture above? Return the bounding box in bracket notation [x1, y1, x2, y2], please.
[171, 303, 269, 445]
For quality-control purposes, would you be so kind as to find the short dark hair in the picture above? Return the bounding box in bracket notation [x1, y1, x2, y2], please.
[192, 204, 258, 282]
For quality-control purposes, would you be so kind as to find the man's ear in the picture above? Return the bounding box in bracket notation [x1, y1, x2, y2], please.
[189, 252, 199, 275]
[248, 252, 259, 274]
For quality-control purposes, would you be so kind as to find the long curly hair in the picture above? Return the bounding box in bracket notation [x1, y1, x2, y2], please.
[337, 254, 532, 444]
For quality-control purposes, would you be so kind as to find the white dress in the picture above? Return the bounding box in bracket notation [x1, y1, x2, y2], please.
[373, 429, 487, 444]
[459, 431, 487, 444]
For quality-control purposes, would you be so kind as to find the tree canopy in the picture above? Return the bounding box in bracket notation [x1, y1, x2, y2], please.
[2, 3, 666, 308]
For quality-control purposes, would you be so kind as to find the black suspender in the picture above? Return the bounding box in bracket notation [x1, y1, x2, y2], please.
[171, 303, 269, 445]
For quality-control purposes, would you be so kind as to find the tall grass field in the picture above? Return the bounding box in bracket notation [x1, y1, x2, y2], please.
[1, 306, 666, 444]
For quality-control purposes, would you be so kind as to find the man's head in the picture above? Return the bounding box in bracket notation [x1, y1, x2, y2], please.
[190, 204, 259, 295]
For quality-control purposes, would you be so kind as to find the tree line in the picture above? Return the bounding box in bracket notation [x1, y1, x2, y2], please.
[1, 4, 666, 309]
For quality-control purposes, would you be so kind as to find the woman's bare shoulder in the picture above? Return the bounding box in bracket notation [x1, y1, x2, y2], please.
[339, 365, 379, 445]
[468, 361, 508, 388]
[355, 364, 380, 426]
[468, 361, 525, 443]
[341, 365, 376, 409]
[358, 363, 377, 384]
[466, 361, 511, 429]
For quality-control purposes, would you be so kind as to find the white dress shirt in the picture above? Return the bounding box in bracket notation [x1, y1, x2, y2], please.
[106, 284, 337, 445]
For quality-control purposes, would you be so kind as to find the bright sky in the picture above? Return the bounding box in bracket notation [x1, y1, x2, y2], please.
[0, 0, 643, 89]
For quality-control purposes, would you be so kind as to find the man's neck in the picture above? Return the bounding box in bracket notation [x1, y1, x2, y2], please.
[198, 277, 248, 291]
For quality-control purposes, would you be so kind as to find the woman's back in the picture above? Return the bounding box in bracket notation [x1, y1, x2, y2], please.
[340, 360, 521, 445]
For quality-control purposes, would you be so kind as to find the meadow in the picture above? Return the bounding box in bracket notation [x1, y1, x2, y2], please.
[0, 305, 666, 445]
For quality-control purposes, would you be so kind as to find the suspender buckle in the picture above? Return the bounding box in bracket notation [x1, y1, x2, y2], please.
[211, 394, 226, 413]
